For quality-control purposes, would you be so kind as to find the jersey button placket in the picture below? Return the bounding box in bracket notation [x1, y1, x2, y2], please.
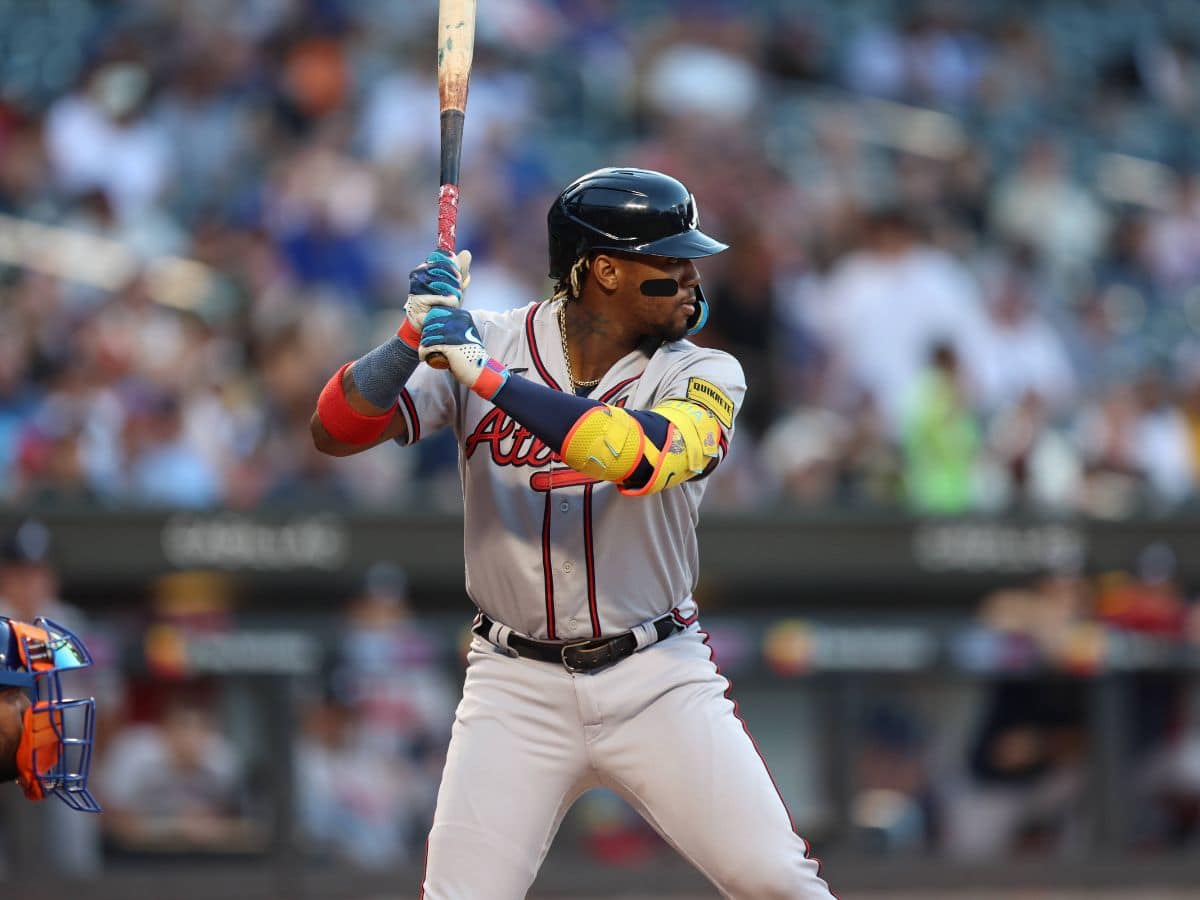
[562, 561, 574, 574]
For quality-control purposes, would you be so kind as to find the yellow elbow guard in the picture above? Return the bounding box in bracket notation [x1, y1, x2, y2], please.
[561, 405, 646, 483]
[620, 399, 723, 496]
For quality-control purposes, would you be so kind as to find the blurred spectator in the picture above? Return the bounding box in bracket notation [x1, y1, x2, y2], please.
[1129, 373, 1196, 505]
[333, 563, 454, 763]
[641, 41, 762, 124]
[1096, 542, 1187, 637]
[841, 20, 906, 98]
[98, 693, 262, 855]
[1073, 385, 1152, 518]
[1185, 370, 1200, 480]
[44, 60, 173, 224]
[1094, 544, 1200, 847]
[851, 707, 933, 854]
[266, 134, 382, 306]
[941, 572, 1093, 859]
[0, 519, 85, 629]
[323, 563, 456, 859]
[836, 392, 905, 507]
[1074, 374, 1195, 512]
[124, 389, 221, 508]
[295, 696, 422, 868]
[808, 209, 991, 433]
[948, 675, 1089, 859]
[760, 406, 849, 506]
[760, 387, 903, 510]
[1142, 173, 1200, 293]
[983, 390, 1082, 512]
[975, 263, 1077, 415]
[990, 137, 1110, 277]
[901, 342, 981, 514]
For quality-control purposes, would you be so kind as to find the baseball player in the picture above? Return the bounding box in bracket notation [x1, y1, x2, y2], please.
[0, 614, 100, 812]
[312, 168, 835, 898]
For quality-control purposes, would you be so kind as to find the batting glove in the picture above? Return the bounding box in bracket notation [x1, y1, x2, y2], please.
[399, 249, 473, 348]
[419, 307, 509, 400]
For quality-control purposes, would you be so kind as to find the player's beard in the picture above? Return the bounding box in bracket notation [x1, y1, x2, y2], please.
[646, 301, 693, 344]
[660, 319, 690, 343]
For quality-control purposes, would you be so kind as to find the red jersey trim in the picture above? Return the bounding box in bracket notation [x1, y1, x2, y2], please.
[583, 484, 599, 637]
[541, 491, 556, 638]
[398, 388, 420, 444]
[525, 302, 562, 391]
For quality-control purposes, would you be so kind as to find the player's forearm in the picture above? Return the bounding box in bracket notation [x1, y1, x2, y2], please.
[351, 329, 423, 411]
[491, 374, 667, 447]
[315, 244, 469, 455]
[310, 405, 407, 456]
[311, 338, 417, 455]
[491, 374, 602, 452]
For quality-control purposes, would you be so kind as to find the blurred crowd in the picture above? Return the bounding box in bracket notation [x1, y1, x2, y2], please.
[4, 0, 1200, 516]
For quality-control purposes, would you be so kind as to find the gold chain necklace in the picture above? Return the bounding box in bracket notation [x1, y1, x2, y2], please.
[557, 299, 601, 391]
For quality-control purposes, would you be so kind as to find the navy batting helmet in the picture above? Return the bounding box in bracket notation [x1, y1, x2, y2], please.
[548, 168, 726, 333]
[548, 168, 727, 280]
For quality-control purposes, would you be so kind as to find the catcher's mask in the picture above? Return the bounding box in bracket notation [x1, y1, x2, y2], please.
[547, 167, 727, 335]
[0, 616, 100, 812]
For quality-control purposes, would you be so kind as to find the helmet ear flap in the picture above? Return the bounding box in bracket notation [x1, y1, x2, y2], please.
[686, 286, 710, 335]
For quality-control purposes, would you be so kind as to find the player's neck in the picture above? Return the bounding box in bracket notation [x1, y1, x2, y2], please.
[562, 296, 640, 385]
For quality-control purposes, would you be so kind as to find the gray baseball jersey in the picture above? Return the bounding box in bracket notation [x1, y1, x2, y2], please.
[393, 299, 746, 639]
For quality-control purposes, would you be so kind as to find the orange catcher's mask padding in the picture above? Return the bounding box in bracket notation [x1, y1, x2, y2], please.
[16, 703, 61, 801]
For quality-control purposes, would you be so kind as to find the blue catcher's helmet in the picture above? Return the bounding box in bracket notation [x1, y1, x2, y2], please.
[0, 616, 100, 812]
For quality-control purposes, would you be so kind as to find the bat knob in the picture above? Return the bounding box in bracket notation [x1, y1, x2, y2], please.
[426, 352, 451, 371]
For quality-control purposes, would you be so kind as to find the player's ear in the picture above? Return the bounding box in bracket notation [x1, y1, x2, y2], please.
[590, 253, 621, 293]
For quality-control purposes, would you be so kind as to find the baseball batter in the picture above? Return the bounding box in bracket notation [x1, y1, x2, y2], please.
[312, 168, 835, 899]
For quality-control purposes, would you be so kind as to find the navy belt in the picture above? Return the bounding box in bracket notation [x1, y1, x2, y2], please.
[473, 612, 683, 673]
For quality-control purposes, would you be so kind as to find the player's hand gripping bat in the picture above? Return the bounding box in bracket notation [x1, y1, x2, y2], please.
[425, 0, 477, 371]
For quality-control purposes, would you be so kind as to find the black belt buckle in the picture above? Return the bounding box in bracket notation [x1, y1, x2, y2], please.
[561, 638, 619, 674]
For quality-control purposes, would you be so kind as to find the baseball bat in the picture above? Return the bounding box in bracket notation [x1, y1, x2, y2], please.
[426, 0, 477, 370]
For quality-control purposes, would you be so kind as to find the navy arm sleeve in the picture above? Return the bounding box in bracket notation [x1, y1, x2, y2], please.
[491, 375, 677, 489]
[492, 375, 670, 453]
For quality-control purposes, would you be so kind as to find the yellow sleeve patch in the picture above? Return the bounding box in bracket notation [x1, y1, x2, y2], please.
[619, 399, 722, 496]
[560, 405, 645, 484]
[685, 378, 734, 428]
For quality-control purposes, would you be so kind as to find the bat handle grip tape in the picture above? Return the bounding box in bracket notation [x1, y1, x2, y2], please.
[436, 183, 460, 254]
[427, 184, 461, 370]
